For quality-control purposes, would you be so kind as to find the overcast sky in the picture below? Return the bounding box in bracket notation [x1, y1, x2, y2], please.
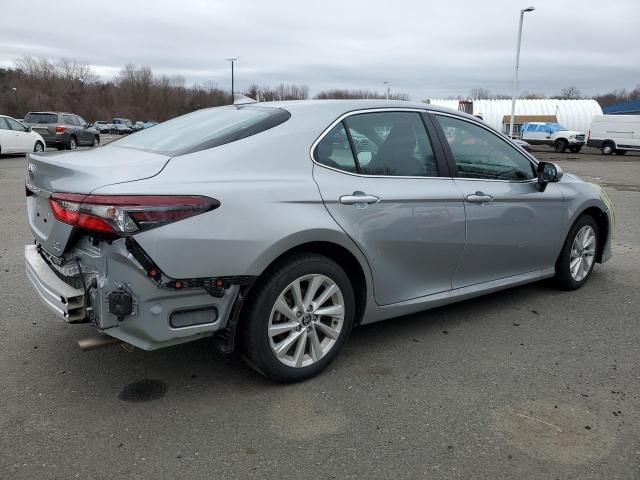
[1, 0, 638, 99]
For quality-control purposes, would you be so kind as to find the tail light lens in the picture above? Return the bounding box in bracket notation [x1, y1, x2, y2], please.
[49, 194, 219, 236]
[55, 125, 66, 133]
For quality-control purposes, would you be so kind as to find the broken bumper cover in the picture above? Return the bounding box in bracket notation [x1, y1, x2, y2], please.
[25, 244, 86, 322]
[25, 239, 244, 351]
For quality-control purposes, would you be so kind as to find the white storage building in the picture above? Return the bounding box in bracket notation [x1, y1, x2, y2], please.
[425, 99, 602, 137]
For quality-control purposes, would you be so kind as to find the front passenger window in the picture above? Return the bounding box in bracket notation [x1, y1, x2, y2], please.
[435, 115, 536, 181]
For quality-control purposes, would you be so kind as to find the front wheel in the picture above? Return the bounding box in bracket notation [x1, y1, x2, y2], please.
[554, 139, 568, 153]
[67, 136, 77, 150]
[240, 253, 355, 382]
[569, 145, 582, 153]
[615, 149, 627, 155]
[553, 215, 599, 290]
[91, 135, 100, 147]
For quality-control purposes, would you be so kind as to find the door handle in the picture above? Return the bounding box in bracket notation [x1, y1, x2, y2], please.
[466, 192, 494, 204]
[339, 192, 380, 205]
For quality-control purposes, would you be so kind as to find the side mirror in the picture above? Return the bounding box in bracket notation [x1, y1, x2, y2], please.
[536, 161, 563, 192]
[26, 126, 32, 132]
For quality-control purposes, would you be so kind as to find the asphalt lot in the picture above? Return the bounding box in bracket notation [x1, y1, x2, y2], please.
[0, 145, 639, 479]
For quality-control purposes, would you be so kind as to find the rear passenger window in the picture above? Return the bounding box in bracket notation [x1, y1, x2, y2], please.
[63, 115, 76, 125]
[0, 118, 9, 130]
[344, 112, 437, 177]
[314, 123, 358, 173]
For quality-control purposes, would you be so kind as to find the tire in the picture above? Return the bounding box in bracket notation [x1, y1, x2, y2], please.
[554, 139, 568, 153]
[91, 135, 100, 147]
[553, 214, 599, 291]
[614, 149, 627, 155]
[601, 143, 614, 155]
[569, 145, 582, 153]
[240, 253, 355, 382]
[67, 136, 77, 150]
[33, 141, 44, 153]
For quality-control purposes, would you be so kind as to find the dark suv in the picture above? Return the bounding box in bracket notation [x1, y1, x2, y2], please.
[23, 112, 100, 150]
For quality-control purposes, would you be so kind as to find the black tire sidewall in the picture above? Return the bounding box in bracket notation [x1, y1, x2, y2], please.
[242, 254, 355, 382]
[555, 140, 567, 153]
[555, 215, 599, 290]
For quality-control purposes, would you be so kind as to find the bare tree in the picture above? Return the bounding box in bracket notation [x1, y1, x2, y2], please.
[469, 87, 492, 99]
[557, 86, 583, 99]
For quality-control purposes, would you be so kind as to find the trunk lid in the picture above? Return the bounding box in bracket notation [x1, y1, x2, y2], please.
[26, 145, 170, 255]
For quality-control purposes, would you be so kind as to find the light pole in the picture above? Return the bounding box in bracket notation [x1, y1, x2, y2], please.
[508, 6, 535, 139]
[383, 81, 390, 100]
[225, 57, 238, 104]
[11, 87, 17, 114]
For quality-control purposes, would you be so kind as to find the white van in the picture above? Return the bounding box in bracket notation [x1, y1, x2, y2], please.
[587, 115, 640, 155]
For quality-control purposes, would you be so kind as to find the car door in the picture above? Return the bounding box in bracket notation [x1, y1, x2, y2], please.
[431, 113, 565, 289]
[6, 117, 32, 152]
[0, 117, 17, 153]
[312, 110, 465, 306]
[75, 116, 91, 144]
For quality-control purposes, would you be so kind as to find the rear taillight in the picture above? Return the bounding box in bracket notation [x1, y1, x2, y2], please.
[55, 125, 66, 133]
[49, 193, 219, 236]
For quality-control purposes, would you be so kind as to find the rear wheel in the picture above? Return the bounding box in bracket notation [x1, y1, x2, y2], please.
[554, 139, 568, 153]
[569, 145, 582, 153]
[67, 136, 77, 150]
[601, 143, 614, 155]
[33, 141, 44, 153]
[240, 253, 355, 382]
[553, 215, 599, 290]
[614, 149, 627, 155]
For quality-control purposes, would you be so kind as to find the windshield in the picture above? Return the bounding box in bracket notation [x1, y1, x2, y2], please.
[111, 105, 290, 156]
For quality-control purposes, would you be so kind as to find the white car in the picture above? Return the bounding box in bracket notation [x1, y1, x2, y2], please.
[0, 115, 46, 155]
[93, 121, 114, 134]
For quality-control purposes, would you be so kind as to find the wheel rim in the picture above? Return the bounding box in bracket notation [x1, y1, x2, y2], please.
[268, 274, 345, 368]
[70, 139, 76, 149]
[34, 143, 43, 152]
[570, 225, 596, 282]
[603, 145, 612, 154]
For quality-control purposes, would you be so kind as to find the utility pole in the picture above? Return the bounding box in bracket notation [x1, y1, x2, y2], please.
[225, 57, 239, 104]
[509, 6, 535, 139]
[383, 81, 390, 100]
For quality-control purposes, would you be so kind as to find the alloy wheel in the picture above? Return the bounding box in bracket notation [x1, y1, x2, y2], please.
[268, 274, 345, 368]
[34, 143, 43, 152]
[569, 225, 596, 282]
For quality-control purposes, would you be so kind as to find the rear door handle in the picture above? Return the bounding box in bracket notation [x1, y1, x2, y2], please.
[466, 192, 494, 204]
[339, 192, 380, 205]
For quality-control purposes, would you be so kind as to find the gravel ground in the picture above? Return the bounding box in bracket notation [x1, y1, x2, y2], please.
[0, 146, 638, 479]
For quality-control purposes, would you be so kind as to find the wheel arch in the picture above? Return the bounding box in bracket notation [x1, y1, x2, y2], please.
[250, 240, 370, 326]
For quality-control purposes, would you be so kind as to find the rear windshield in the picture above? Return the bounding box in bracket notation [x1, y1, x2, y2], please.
[24, 113, 58, 124]
[111, 105, 291, 156]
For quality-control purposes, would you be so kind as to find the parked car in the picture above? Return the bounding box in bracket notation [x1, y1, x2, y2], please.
[93, 121, 114, 134]
[111, 117, 133, 134]
[133, 121, 145, 132]
[521, 122, 586, 153]
[143, 121, 158, 129]
[24, 100, 614, 382]
[587, 114, 640, 155]
[0, 115, 46, 155]
[23, 111, 100, 150]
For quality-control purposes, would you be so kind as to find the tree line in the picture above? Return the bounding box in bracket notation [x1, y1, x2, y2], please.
[0, 56, 637, 122]
[0, 56, 410, 122]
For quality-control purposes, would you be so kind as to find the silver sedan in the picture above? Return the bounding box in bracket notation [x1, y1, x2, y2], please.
[24, 100, 614, 382]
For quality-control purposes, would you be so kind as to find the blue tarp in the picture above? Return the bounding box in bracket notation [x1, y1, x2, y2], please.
[602, 101, 640, 114]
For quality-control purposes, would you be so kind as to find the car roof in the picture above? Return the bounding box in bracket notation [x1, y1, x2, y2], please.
[25, 111, 73, 115]
[235, 99, 481, 123]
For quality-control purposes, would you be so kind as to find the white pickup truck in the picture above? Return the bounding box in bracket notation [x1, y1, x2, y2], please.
[521, 122, 586, 153]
